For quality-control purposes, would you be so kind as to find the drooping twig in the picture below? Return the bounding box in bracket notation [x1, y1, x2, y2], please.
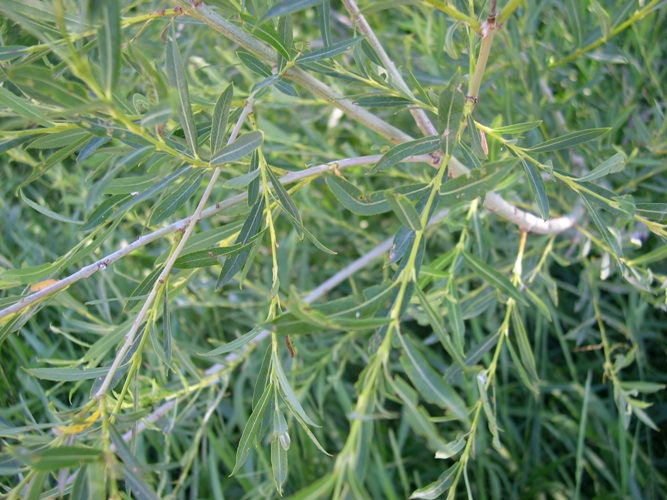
[93, 96, 258, 398]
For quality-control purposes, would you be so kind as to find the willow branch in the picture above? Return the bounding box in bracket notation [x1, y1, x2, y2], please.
[0, 154, 436, 321]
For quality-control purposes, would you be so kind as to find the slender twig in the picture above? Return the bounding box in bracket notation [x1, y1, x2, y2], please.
[92, 96, 257, 398]
[0, 154, 433, 321]
[342, 0, 438, 137]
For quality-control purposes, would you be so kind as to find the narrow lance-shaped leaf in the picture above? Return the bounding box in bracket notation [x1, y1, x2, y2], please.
[398, 335, 469, 422]
[166, 25, 198, 156]
[200, 325, 265, 356]
[576, 152, 625, 182]
[163, 288, 171, 363]
[99, 0, 120, 95]
[461, 251, 527, 305]
[519, 157, 550, 220]
[438, 70, 464, 153]
[317, 1, 331, 46]
[527, 128, 610, 153]
[217, 197, 265, 289]
[298, 36, 365, 64]
[580, 193, 623, 260]
[230, 383, 273, 475]
[253, 23, 291, 61]
[261, 0, 326, 22]
[273, 350, 318, 427]
[265, 164, 304, 239]
[467, 115, 487, 159]
[369, 135, 440, 174]
[149, 171, 204, 225]
[385, 192, 423, 231]
[493, 120, 543, 135]
[210, 131, 264, 165]
[210, 83, 233, 155]
[271, 438, 288, 494]
[354, 95, 412, 108]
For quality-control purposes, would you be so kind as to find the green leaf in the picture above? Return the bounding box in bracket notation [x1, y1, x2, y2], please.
[369, 135, 440, 174]
[166, 25, 198, 156]
[316, 0, 331, 47]
[461, 251, 527, 305]
[124, 265, 165, 311]
[217, 197, 265, 289]
[467, 115, 487, 159]
[399, 335, 469, 422]
[385, 192, 423, 230]
[0, 85, 49, 126]
[223, 169, 261, 190]
[19, 189, 82, 225]
[0, 262, 59, 286]
[237, 50, 271, 77]
[210, 83, 234, 155]
[7, 66, 88, 107]
[580, 193, 623, 260]
[414, 286, 466, 367]
[99, 0, 120, 94]
[210, 131, 264, 166]
[200, 326, 265, 356]
[493, 121, 543, 135]
[265, 165, 304, 239]
[519, 158, 550, 220]
[261, 0, 326, 22]
[31, 446, 102, 471]
[273, 350, 318, 426]
[149, 171, 203, 225]
[446, 278, 465, 353]
[438, 160, 512, 205]
[576, 152, 626, 182]
[28, 129, 90, 149]
[510, 307, 540, 392]
[162, 290, 172, 363]
[83, 194, 131, 231]
[121, 463, 160, 500]
[354, 95, 412, 108]
[438, 70, 465, 153]
[527, 128, 610, 153]
[476, 370, 502, 451]
[29, 366, 113, 382]
[175, 231, 265, 269]
[253, 23, 291, 60]
[231, 382, 273, 475]
[297, 36, 364, 64]
[410, 463, 459, 499]
[271, 439, 289, 494]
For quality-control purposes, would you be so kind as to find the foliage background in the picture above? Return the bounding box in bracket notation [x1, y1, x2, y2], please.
[0, 0, 666, 498]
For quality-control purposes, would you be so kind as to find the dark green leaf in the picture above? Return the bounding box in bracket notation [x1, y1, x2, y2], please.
[510, 307, 540, 392]
[201, 326, 265, 356]
[467, 115, 487, 159]
[493, 121, 543, 134]
[399, 335, 469, 422]
[385, 192, 423, 230]
[28, 366, 113, 382]
[271, 438, 288, 494]
[438, 70, 465, 153]
[461, 251, 527, 305]
[354, 95, 412, 108]
[261, 0, 326, 22]
[273, 350, 318, 426]
[149, 171, 203, 225]
[237, 50, 271, 77]
[527, 128, 610, 153]
[316, 1, 331, 47]
[99, 0, 120, 94]
[210, 83, 234, 154]
[298, 36, 364, 64]
[231, 382, 273, 475]
[253, 24, 291, 60]
[210, 131, 264, 165]
[20, 189, 82, 225]
[439, 160, 511, 204]
[0, 85, 49, 126]
[83, 194, 131, 231]
[217, 197, 265, 289]
[580, 193, 623, 260]
[576, 152, 626, 182]
[166, 25, 198, 156]
[174, 230, 265, 269]
[121, 463, 160, 500]
[31, 446, 102, 471]
[266, 165, 304, 238]
[519, 158, 550, 220]
[369, 136, 440, 174]
[28, 129, 90, 149]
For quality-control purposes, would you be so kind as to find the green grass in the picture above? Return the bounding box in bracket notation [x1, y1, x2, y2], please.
[0, 0, 666, 498]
